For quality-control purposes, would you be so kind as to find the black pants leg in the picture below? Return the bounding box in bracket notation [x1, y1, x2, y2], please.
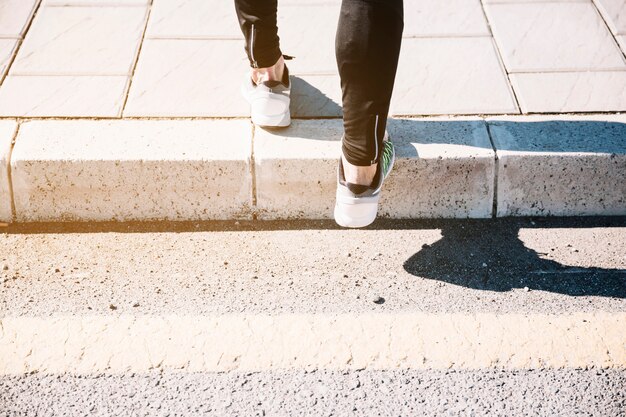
[233, 0, 404, 166]
[234, 0, 282, 68]
[336, 0, 404, 166]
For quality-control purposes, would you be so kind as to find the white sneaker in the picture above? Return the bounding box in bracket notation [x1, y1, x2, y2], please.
[240, 65, 291, 128]
[334, 132, 395, 228]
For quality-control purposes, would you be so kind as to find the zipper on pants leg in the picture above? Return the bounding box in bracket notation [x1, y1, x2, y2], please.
[249, 23, 258, 68]
[371, 114, 379, 165]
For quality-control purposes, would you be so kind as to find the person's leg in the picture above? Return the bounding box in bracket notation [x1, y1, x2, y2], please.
[234, 0, 285, 83]
[335, 0, 403, 185]
[235, 0, 291, 127]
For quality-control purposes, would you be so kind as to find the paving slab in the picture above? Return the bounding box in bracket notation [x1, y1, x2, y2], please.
[124, 39, 248, 117]
[126, 40, 339, 118]
[489, 115, 626, 217]
[277, 4, 339, 75]
[10, 6, 147, 76]
[147, 0, 490, 43]
[485, 2, 626, 72]
[510, 71, 626, 113]
[594, 0, 626, 35]
[0, 39, 17, 79]
[146, 0, 241, 39]
[484, 0, 584, 2]
[0, 0, 38, 38]
[404, 0, 489, 37]
[391, 38, 518, 115]
[254, 118, 494, 220]
[290, 75, 342, 118]
[0, 75, 128, 117]
[10, 120, 253, 221]
[0, 120, 17, 222]
[44, 0, 147, 5]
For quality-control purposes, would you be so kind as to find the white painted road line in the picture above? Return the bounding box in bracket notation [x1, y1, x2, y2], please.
[1, 312, 624, 374]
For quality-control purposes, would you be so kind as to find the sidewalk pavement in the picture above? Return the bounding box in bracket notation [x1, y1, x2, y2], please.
[0, 0, 625, 222]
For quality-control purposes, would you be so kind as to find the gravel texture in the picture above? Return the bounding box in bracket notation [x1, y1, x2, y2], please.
[2, 218, 625, 316]
[1, 369, 625, 417]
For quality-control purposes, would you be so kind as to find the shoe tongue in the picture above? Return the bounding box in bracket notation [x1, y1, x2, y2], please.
[261, 67, 289, 88]
[262, 80, 283, 88]
[345, 182, 371, 195]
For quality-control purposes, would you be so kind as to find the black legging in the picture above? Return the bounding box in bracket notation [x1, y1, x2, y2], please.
[234, 0, 403, 166]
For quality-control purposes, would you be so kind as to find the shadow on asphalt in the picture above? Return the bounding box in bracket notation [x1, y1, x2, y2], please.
[4, 217, 625, 298]
[402, 218, 626, 298]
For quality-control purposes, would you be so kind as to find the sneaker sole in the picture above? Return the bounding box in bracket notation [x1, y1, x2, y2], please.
[251, 110, 291, 128]
[333, 195, 380, 228]
[333, 141, 395, 228]
[241, 82, 291, 128]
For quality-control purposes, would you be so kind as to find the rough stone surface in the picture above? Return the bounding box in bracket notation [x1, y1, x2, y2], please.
[0, 75, 128, 117]
[485, 2, 626, 71]
[391, 38, 518, 115]
[10, 120, 253, 221]
[0, 0, 38, 38]
[510, 71, 626, 113]
[0, 120, 17, 222]
[380, 118, 495, 218]
[489, 115, 626, 216]
[10, 6, 148, 75]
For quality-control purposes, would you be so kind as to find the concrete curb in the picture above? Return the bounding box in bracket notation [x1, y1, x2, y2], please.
[9, 119, 253, 222]
[489, 115, 626, 216]
[1, 115, 624, 222]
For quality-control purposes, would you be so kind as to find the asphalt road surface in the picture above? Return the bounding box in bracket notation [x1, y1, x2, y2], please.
[1, 217, 625, 416]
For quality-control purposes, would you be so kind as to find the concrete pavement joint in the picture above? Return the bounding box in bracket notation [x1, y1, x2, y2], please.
[478, 0, 522, 114]
[120, 2, 153, 118]
[485, 121, 499, 219]
[0, 0, 42, 89]
[590, 0, 626, 63]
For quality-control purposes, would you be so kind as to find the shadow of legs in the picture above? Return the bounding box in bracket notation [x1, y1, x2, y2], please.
[403, 219, 626, 298]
